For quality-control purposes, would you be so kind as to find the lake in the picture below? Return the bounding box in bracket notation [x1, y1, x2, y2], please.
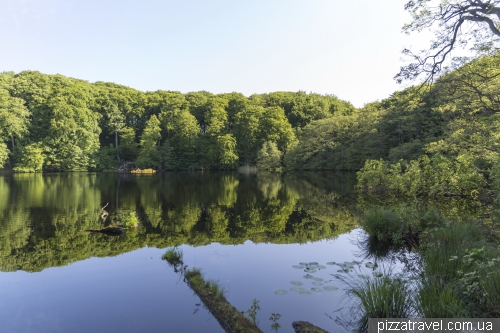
[0, 171, 420, 332]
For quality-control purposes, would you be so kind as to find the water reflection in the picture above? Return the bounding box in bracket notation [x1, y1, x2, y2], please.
[0, 172, 359, 272]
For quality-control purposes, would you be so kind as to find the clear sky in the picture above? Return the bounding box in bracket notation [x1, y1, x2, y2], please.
[0, 0, 434, 107]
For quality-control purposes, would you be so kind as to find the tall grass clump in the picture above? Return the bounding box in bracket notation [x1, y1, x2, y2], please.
[417, 223, 500, 317]
[419, 223, 482, 285]
[360, 209, 401, 241]
[161, 247, 183, 265]
[346, 274, 413, 332]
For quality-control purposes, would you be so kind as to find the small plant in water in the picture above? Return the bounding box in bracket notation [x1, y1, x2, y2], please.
[246, 299, 261, 326]
[161, 247, 183, 265]
[269, 313, 281, 332]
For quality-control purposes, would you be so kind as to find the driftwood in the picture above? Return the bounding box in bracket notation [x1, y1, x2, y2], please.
[100, 202, 109, 220]
[292, 321, 330, 333]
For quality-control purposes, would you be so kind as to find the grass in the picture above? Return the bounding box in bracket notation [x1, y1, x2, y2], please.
[346, 273, 414, 332]
[184, 268, 262, 333]
[161, 247, 183, 265]
[360, 209, 401, 241]
[417, 223, 500, 318]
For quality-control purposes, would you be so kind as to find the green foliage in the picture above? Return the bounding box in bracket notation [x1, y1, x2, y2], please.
[284, 113, 383, 170]
[347, 274, 414, 332]
[118, 126, 139, 161]
[360, 209, 401, 241]
[0, 142, 9, 168]
[357, 152, 486, 198]
[13, 142, 45, 172]
[123, 212, 139, 228]
[269, 313, 281, 333]
[162, 247, 183, 264]
[246, 299, 260, 326]
[136, 115, 162, 169]
[256, 141, 282, 171]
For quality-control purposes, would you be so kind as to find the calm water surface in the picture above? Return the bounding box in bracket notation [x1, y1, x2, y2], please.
[0, 171, 401, 332]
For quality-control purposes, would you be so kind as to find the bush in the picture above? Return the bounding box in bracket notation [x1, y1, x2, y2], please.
[360, 209, 401, 241]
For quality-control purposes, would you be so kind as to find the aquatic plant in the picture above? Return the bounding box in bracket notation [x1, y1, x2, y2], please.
[246, 299, 261, 326]
[344, 273, 414, 332]
[161, 247, 183, 265]
[269, 313, 281, 333]
[359, 209, 401, 241]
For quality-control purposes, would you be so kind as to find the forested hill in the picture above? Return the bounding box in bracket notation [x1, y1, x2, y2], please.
[1, 53, 500, 180]
[0, 71, 354, 172]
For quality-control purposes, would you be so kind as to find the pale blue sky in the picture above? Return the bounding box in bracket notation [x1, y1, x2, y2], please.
[0, 0, 433, 107]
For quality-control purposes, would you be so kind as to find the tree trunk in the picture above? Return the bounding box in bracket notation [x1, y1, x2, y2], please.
[115, 131, 120, 161]
[11, 135, 15, 151]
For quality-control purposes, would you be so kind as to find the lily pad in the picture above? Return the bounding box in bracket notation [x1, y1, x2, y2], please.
[309, 262, 319, 265]
[299, 290, 312, 295]
[274, 289, 288, 295]
[365, 262, 378, 269]
[312, 277, 324, 282]
[303, 274, 314, 279]
[323, 286, 339, 291]
[373, 272, 383, 278]
[304, 268, 317, 273]
[292, 265, 305, 269]
[312, 281, 323, 286]
[311, 287, 322, 292]
[290, 287, 306, 292]
[290, 281, 303, 286]
[358, 274, 370, 279]
[316, 265, 327, 270]
[337, 268, 353, 274]
[299, 262, 309, 266]
[326, 262, 336, 265]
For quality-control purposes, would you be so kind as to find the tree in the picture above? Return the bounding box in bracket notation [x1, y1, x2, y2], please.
[397, 0, 500, 83]
[0, 89, 30, 151]
[136, 115, 162, 169]
[256, 141, 283, 171]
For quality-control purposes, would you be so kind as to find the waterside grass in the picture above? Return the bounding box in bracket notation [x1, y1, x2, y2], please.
[346, 273, 414, 332]
[184, 268, 263, 333]
[161, 248, 183, 265]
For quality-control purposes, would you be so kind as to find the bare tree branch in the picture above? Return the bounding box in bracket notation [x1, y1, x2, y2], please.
[397, 0, 500, 83]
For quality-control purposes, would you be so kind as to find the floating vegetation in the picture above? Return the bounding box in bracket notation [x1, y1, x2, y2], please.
[337, 268, 354, 274]
[299, 262, 309, 266]
[303, 274, 314, 279]
[373, 272, 384, 278]
[358, 274, 370, 280]
[326, 262, 336, 265]
[304, 268, 317, 273]
[316, 265, 326, 270]
[290, 287, 306, 292]
[292, 265, 305, 269]
[311, 287, 322, 292]
[290, 281, 303, 286]
[365, 262, 378, 270]
[274, 290, 288, 295]
[312, 277, 324, 282]
[299, 290, 312, 295]
[323, 286, 339, 291]
[312, 281, 323, 286]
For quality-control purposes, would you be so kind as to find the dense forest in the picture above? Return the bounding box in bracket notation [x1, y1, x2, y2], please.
[1, 53, 500, 201]
[0, 70, 354, 172]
